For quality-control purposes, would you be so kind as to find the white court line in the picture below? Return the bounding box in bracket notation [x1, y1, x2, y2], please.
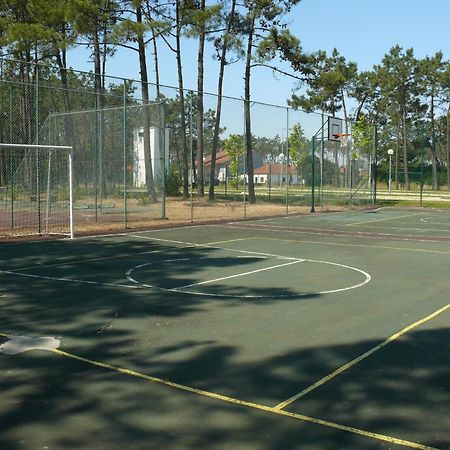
[126, 252, 371, 299]
[7, 238, 251, 272]
[133, 235, 298, 260]
[0, 270, 143, 290]
[3, 235, 371, 299]
[253, 221, 450, 235]
[13, 249, 166, 272]
[0, 223, 208, 247]
[224, 224, 450, 244]
[346, 212, 424, 226]
[177, 260, 304, 289]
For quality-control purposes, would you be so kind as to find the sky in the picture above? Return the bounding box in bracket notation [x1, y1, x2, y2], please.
[68, 0, 450, 103]
[67, 0, 450, 137]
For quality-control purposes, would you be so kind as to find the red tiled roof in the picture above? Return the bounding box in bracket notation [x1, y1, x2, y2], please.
[254, 163, 297, 175]
[203, 150, 230, 166]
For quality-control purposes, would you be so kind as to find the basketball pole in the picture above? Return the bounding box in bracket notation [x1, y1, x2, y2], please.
[311, 117, 343, 214]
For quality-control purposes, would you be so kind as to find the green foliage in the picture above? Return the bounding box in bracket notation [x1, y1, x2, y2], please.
[224, 134, 244, 189]
[290, 48, 357, 117]
[165, 167, 183, 197]
[352, 114, 373, 157]
[288, 122, 308, 169]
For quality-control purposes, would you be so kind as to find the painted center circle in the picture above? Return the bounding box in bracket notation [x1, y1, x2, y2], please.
[126, 255, 371, 299]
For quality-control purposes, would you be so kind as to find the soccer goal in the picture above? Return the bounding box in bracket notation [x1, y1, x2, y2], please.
[0, 144, 74, 239]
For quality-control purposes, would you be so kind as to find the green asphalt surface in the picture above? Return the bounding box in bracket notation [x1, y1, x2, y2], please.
[0, 207, 449, 449]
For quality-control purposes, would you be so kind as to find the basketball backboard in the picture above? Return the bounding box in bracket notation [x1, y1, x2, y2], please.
[328, 117, 343, 141]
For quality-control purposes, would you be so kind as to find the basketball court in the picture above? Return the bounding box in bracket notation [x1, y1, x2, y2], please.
[1, 207, 449, 449]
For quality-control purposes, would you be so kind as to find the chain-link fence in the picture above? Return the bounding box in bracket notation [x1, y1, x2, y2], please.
[0, 57, 378, 238]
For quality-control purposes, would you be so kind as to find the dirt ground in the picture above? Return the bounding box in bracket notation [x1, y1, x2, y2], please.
[0, 197, 344, 241]
[73, 197, 341, 237]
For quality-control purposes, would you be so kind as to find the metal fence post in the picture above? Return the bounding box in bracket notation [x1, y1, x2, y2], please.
[285, 107, 289, 215]
[311, 136, 316, 213]
[123, 79, 128, 228]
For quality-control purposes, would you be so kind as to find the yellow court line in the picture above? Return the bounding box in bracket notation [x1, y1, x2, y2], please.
[347, 213, 424, 227]
[0, 329, 437, 449]
[274, 303, 450, 411]
[0, 343, 428, 450]
[0, 328, 438, 448]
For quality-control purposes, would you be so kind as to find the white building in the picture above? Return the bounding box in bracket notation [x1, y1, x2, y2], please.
[253, 163, 299, 186]
[133, 127, 169, 187]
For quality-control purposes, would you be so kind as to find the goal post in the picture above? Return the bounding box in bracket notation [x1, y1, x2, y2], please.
[0, 143, 74, 239]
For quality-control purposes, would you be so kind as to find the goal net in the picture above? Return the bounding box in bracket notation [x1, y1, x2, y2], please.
[0, 144, 74, 239]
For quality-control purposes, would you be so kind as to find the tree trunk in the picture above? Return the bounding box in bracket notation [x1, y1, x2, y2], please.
[176, 2, 189, 199]
[402, 107, 410, 190]
[92, 18, 108, 200]
[244, 16, 256, 204]
[147, 6, 161, 99]
[431, 94, 438, 190]
[151, 27, 161, 98]
[137, 4, 157, 202]
[209, 0, 237, 201]
[195, 0, 206, 197]
[342, 91, 349, 188]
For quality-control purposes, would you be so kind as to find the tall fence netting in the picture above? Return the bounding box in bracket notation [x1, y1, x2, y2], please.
[0, 57, 379, 238]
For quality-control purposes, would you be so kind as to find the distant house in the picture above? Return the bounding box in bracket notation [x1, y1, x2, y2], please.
[253, 163, 299, 186]
[201, 150, 268, 184]
[203, 150, 230, 182]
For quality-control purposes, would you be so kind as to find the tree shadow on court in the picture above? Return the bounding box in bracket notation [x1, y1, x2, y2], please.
[1, 238, 449, 449]
[1, 326, 449, 450]
[0, 236, 317, 339]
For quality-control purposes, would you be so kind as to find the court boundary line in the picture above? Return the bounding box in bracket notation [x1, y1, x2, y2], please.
[4, 237, 252, 272]
[346, 212, 424, 226]
[0, 328, 437, 450]
[235, 234, 450, 256]
[347, 224, 450, 234]
[224, 223, 450, 244]
[0, 223, 208, 247]
[274, 303, 450, 410]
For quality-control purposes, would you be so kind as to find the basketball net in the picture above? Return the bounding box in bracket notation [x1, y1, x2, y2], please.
[334, 133, 352, 148]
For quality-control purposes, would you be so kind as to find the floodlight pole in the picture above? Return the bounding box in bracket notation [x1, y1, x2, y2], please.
[387, 148, 394, 195]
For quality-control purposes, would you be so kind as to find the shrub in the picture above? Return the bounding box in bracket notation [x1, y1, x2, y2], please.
[166, 167, 183, 196]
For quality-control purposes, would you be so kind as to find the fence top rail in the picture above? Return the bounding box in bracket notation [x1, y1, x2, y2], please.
[47, 102, 163, 117]
[0, 143, 73, 150]
[0, 56, 332, 119]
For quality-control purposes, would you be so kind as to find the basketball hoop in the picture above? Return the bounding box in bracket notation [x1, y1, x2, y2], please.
[333, 133, 352, 147]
